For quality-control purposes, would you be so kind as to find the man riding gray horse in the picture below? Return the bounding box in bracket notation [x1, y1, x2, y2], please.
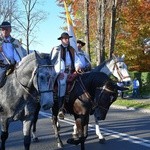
[0, 52, 56, 150]
[0, 21, 27, 87]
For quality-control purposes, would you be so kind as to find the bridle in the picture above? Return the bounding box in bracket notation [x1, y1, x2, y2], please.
[15, 65, 54, 101]
[95, 84, 117, 112]
[36, 65, 54, 94]
[112, 60, 130, 82]
[76, 76, 117, 112]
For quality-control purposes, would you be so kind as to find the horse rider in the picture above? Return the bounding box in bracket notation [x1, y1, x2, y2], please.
[50, 32, 83, 119]
[77, 39, 91, 72]
[0, 21, 27, 85]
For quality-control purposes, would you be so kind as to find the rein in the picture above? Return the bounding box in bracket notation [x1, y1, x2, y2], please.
[76, 76, 116, 112]
[77, 76, 92, 100]
[15, 67, 37, 101]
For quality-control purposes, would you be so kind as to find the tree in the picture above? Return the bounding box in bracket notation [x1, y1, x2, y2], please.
[14, 0, 46, 53]
[108, 0, 118, 58]
[97, 0, 106, 65]
[57, 0, 150, 71]
[115, 0, 150, 71]
[84, 0, 91, 60]
[0, 0, 18, 23]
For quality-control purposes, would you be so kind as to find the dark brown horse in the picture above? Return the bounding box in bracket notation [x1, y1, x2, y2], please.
[51, 72, 122, 150]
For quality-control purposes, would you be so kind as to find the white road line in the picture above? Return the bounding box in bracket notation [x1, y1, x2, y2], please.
[39, 111, 150, 148]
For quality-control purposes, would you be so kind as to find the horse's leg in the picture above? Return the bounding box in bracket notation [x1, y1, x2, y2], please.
[72, 124, 78, 139]
[0, 118, 9, 150]
[23, 119, 33, 150]
[95, 117, 105, 144]
[67, 116, 87, 148]
[52, 100, 63, 148]
[80, 115, 89, 150]
[32, 102, 41, 142]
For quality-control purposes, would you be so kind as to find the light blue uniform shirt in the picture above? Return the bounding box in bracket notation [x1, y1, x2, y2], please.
[2, 37, 20, 64]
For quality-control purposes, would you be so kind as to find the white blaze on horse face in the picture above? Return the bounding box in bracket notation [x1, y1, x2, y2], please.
[115, 61, 131, 82]
[108, 57, 131, 85]
[37, 67, 56, 110]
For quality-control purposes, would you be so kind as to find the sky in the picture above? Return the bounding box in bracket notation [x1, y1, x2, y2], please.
[17, 0, 66, 53]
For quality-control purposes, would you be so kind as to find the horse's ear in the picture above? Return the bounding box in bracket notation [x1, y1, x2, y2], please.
[112, 53, 117, 60]
[34, 50, 42, 60]
[121, 54, 125, 60]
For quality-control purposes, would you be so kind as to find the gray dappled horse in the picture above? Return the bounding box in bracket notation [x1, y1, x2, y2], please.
[72, 54, 131, 143]
[0, 52, 56, 150]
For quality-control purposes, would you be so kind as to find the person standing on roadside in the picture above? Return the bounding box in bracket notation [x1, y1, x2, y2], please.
[132, 78, 140, 98]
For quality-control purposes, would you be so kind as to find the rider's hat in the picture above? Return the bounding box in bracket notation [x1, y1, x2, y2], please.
[0, 21, 12, 28]
[58, 32, 72, 40]
[77, 39, 86, 47]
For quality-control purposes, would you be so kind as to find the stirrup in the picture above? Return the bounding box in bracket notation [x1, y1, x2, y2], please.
[58, 111, 65, 120]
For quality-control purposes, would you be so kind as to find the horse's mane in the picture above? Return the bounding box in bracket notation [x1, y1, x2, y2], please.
[16, 52, 52, 70]
[80, 72, 111, 88]
[17, 52, 37, 68]
[92, 58, 111, 72]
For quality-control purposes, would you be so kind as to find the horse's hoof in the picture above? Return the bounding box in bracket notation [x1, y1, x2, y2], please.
[58, 142, 63, 148]
[72, 134, 78, 139]
[67, 138, 80, 145]
[99, 138, 106, 144]
[32, 137, 39, 142]
[58, 111, 65, 120]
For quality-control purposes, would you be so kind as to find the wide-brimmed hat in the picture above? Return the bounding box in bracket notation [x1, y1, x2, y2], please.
[58, 32, 73, 40]
[77, 39, 86, 46]
[0, 21, 12, 28]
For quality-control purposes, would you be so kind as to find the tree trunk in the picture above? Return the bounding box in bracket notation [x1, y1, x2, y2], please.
[109, 0, 117, 58]
[84, 0, 91, 60]
[97, 0, 106, 65]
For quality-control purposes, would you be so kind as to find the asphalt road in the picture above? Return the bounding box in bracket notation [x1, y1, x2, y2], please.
[2, 107, 150, 150]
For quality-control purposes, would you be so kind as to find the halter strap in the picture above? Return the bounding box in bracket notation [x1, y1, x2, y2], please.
[15, 66, 38, 101]
[112, 61, 130, 81]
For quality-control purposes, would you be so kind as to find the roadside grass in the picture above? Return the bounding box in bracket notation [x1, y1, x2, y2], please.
[113, 98, 150, 110]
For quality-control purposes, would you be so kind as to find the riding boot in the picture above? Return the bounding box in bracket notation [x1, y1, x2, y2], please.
[58, 96, 66, 120]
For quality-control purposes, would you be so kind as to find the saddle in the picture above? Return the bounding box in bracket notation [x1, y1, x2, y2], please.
[54, 72, 78, 100]
[66, 72, 78, 93]
[0, 64, 15, 88]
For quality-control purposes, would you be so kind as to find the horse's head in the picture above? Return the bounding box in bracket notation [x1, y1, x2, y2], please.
[16, 52, 56, 110]
[110, 54, 131, 86]
[32, 53, 57, 110]
[94, 81, 118, 120]
[33, 65, 56, 110]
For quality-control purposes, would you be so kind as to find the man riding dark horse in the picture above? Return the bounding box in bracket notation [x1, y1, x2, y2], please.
[0, 21, 27, 87]
[50, 32, 83, 119]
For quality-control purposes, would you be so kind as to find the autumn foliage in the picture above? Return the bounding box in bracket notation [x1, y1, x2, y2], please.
[57, 0, 150, 71]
